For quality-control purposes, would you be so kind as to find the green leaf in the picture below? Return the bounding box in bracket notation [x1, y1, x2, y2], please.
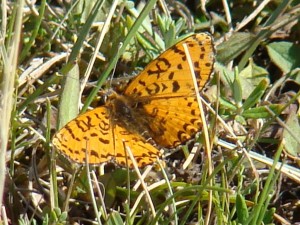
[242, 79, 269, 111]
[266, 42, 300, 73]
[283, 110, 300, 156]
[236, 194, 249, 223]
[289, 68, 300, 84]
[238, 59, 269, 99]
[41, 214, 49, 225]
[107, 211, 124, 225]
[59, 211, 68, 222]
[73, 0, 110, 23]
[242, 104, 284, 119]
[215, 62, 235, 87]
[57, 64, 80, 129]
[219, 97, 237, 111]
[263, 207, 276, 224]
[216, 32, 255, 65]
[233, 68, 243, 108]
[239, 60, 269, 85]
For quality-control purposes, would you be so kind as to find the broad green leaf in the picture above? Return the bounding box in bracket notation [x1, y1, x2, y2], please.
[266, 42, 300, 73]
[57, 64, 80, 129]
[216, 32, 255, 64]
[240, 59, 269, 85]
[238, 59, 269, 99]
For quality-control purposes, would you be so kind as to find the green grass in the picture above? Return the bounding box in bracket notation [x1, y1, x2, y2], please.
[1, 0, 300, 224]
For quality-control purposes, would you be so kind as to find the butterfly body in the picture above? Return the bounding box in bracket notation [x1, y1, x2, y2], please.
[106, 92, 156, 144]
[53, 33, 215, 168]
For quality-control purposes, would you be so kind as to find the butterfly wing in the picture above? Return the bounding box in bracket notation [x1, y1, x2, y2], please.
[124, 33, 214, 98]
[112, 122, 161, 167]
[124, 33, 214, 148]
[142, 97, 202, 148]
[52, 107, 114, 164]
[52, 106, 160, 167]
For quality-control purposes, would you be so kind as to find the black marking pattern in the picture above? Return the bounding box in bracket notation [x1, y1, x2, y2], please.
[147, 58, 171, 75]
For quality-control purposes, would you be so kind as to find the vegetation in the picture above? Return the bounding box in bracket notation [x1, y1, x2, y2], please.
[0, 0, 300, 224]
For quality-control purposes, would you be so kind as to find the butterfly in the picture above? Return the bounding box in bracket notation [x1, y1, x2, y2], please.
[52, 33, 215, 168]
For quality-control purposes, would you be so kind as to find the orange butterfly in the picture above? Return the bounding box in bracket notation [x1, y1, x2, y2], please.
[52, 33, 215, 168]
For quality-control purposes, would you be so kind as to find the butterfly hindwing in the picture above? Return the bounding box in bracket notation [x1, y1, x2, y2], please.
[113, 123, 161, 167]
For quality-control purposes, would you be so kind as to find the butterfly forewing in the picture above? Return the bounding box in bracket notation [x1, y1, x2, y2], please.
[124, 33, 214, 98]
